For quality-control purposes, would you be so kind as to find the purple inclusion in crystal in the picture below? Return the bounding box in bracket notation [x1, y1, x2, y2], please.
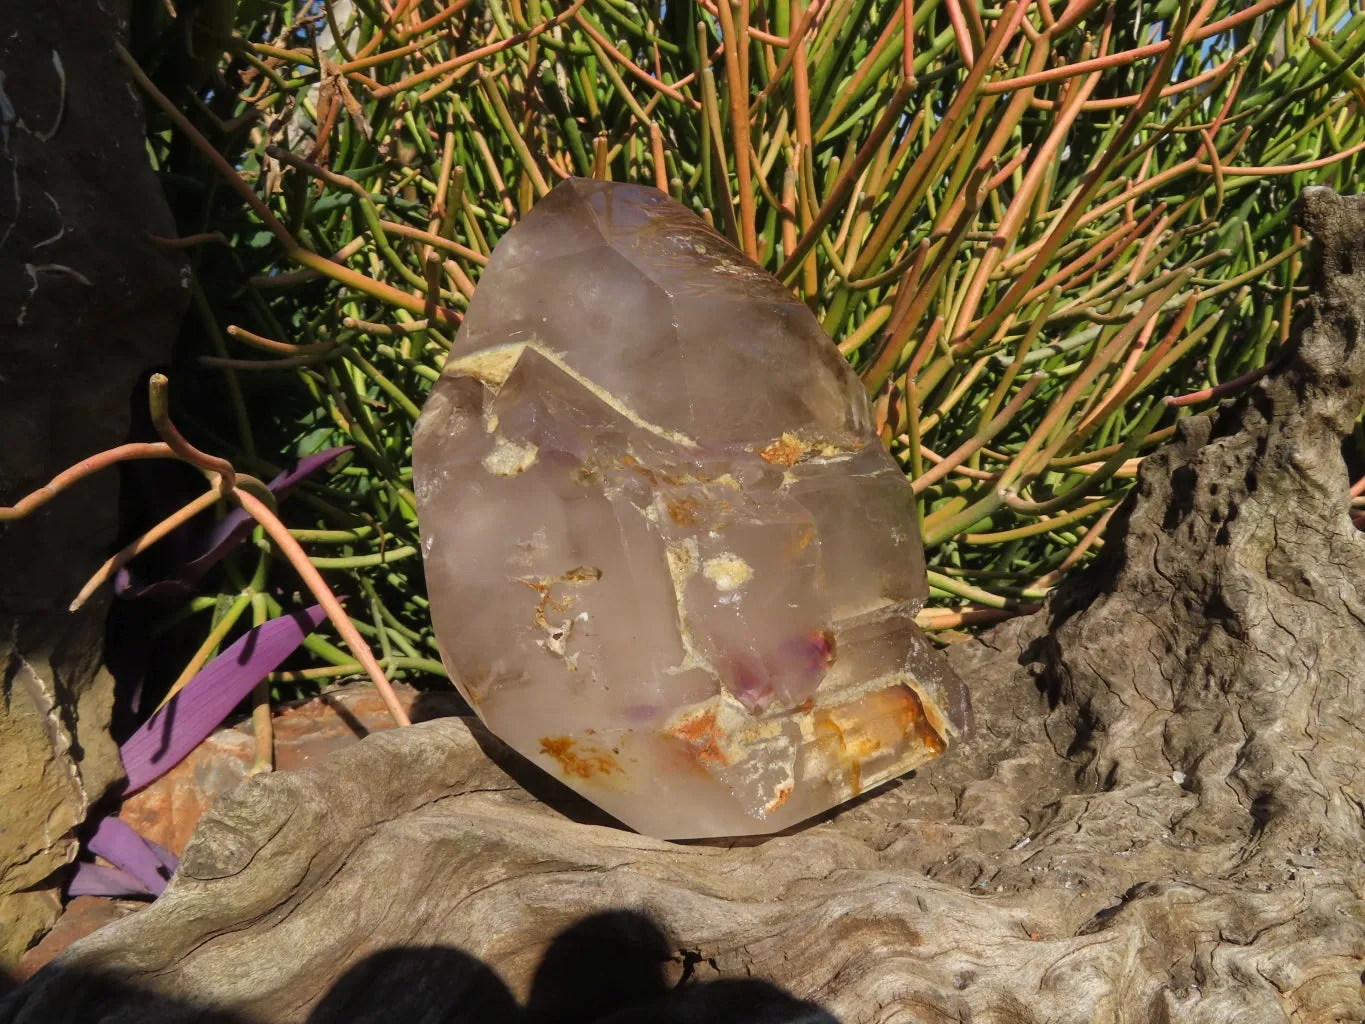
[413, 179, 970, 840]
[772, 629, 837, 701]
[723, 630, 835, 714]
[724, 652, 773, 714]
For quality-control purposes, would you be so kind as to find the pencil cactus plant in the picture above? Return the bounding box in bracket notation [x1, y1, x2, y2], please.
[111, 0, 1363, 712]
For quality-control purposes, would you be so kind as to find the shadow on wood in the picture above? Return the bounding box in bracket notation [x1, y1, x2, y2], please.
[1, 910, 834, 1023]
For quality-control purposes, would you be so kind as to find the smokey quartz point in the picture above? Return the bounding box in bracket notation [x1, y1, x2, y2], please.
[412, 179, 970, 839]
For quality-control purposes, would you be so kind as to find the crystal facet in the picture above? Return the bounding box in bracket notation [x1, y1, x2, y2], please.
[413, 179, 970, 839]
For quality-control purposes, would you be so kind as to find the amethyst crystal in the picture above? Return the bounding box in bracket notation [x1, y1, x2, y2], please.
[413, 179, 969, 839]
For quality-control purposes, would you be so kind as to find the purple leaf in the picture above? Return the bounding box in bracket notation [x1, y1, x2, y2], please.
[68, 862, 154, 899]
[86, 818, 176, 896]
[119, 604, 328, 794]
[112, 570, 195, 602]
[145, 835, 179, 875]
[115, 446, 352, 600]
[181, 447, 354, 579]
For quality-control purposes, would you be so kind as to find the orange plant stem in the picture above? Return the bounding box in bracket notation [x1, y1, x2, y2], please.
[70, 489, 223, 612]
[0, 443, 176, 522]
[234, 488, 412, 729]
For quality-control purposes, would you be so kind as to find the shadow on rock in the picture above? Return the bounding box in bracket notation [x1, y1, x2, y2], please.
[0, 910, 837, 1024]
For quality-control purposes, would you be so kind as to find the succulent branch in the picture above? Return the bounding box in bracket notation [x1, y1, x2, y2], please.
[114, 0, 1363, 686]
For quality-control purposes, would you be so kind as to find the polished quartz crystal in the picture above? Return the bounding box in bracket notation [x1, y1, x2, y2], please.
[412, 179, 970, 839]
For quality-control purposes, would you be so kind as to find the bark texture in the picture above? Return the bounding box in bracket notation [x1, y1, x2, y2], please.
[2, 190, 1363, 1023]
[0, 0, 187, 966]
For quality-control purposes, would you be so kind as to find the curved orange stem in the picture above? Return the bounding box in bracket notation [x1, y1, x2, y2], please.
[234, 488, 411, 728]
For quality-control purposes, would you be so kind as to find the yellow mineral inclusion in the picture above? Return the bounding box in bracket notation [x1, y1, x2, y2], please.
[702, 553, 752, 591]
[482, 437, 538, 476]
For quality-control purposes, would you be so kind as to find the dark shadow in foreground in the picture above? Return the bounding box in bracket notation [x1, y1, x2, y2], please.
[0, 910, 838, 1024]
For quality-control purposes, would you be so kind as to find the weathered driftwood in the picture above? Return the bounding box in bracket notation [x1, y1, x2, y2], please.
[4, 188, 1364, 1024]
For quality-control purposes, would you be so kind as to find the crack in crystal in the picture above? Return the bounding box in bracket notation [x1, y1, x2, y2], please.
[445, 340, 698, 448]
